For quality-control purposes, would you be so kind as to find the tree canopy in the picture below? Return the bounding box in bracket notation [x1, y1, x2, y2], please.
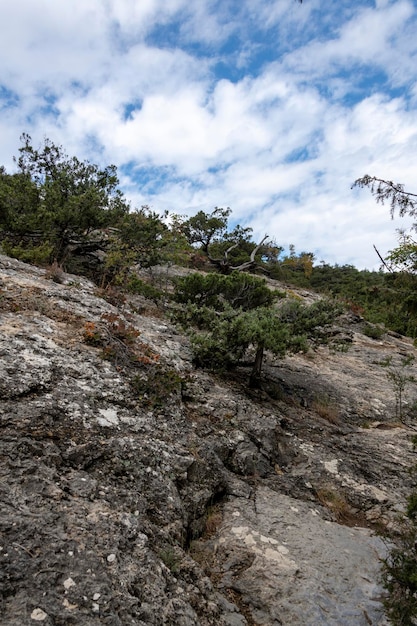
[174, 207, 282, 275]
[174, 271, 341, 387]
[4, 137, 417, 343]
[0, 134, 129, 265]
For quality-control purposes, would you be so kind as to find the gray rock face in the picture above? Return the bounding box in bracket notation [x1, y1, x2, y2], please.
[213, 487, 389, 626]
[1, 254, 415, 624]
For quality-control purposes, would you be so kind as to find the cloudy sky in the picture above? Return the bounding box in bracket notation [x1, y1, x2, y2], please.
[1, 0, 417, 268]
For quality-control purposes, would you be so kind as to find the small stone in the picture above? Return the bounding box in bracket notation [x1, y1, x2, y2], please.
[63, 577, 76, 590]
[92, 602, 100, 612]
[63, 598, 78, 610]
[107, 553, 116, 563]
[31, 608, 48, 621]
[93, 593, 101, 601]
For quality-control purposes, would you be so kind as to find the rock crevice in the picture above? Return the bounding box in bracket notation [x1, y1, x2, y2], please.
[1, 254, 415, 624]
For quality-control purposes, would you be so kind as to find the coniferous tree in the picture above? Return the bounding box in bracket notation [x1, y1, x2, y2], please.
[0, 134, 129, 264]
[174, 272, 341, 387]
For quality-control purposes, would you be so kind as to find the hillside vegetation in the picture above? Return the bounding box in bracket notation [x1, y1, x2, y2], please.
[2, 135, 417, 342]
[2, 137, 417, 624]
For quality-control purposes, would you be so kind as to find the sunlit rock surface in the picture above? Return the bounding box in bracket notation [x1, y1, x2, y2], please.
[1, 254, 416, 625]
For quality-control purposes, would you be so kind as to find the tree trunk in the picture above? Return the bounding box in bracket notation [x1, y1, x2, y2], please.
[249, 344, 264, 388]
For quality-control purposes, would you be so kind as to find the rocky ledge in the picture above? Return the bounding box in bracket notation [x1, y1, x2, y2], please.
[1, 254, 416, 625]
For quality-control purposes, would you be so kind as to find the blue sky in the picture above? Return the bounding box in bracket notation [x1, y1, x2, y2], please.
[1, 0, 417, 268]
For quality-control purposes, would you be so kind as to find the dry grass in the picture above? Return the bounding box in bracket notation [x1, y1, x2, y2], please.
[189, 540, 218, 573]
[203, 504, 223, 538]
[312, 394, 340, 424]
[45, 261, 65, 284]
[0, 284, 83, 326]
[316, 487, 350, 519]
[316, 487, 369, 527]
[188, 504, 224, 574]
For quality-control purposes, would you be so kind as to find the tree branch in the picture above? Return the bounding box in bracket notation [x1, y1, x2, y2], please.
[373, 244, 393, 273]
[206, 235, 270, 274]
[249, 235, 269, 263]
[353, 175, 417, 219]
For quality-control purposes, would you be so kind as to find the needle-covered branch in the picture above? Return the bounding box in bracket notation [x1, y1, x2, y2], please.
[353, 175, 417, 220]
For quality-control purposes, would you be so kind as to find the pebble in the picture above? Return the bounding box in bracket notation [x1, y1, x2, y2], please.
[63, 577, 76, 589]
[30, 608, 48, 621]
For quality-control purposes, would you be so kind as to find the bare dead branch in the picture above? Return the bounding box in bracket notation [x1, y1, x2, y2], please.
[207, 234, 270, 274]
[249, 235, 269, 263]
[373, 244, 393, 272]
[224, 242, 240, 260]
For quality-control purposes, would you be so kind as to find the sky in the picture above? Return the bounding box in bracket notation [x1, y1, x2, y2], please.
[1, 0, 417, 269]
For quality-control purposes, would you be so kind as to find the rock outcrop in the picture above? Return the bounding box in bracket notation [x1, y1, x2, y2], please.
[1, 254, 416, 625]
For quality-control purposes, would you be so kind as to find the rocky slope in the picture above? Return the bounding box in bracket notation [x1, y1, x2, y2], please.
[1, 254, 417, 625]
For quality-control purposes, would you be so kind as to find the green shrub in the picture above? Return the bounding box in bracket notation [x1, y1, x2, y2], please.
[174, 271, 277, 311]
[382, 513, 417, 625]
[2, 239, 54, 265]
[190, 328, 241, 372]
[126, 275, 162, 302]
[172, 302, 228, 331]
[131, 366, 184, 408]
[380, 355, 416, 422]
[174, 271, 341, 387]
[158, 547, 181, 573]
[363, 323, 385, 340]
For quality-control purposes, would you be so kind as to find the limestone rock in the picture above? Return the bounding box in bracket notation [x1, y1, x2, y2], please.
[1, 254, 416, 624]
[213, 487, 389, 626]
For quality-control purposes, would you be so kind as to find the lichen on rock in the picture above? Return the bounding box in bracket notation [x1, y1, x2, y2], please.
[1, 254, 415, 624]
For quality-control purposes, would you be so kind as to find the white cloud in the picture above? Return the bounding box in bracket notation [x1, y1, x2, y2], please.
[1, 0, 417, 269]
[0, 1, 108, 87]
[108, 0, 175, 30]
[281, 0, 416, 91]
